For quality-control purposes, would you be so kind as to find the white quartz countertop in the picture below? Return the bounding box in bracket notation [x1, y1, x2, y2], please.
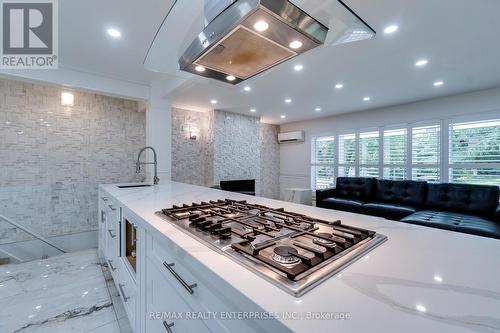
[100, 181, 500, 333]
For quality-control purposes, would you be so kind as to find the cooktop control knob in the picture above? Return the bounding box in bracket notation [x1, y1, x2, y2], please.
[218, 227, 232, 239]
[199, 220, 213, 230]
[191, 217, 206, 225]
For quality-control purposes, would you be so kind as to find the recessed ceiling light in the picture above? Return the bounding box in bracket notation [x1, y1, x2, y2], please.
[415, 59, 428, 67]
[244, 86, 251, 92]
[294, 64, 303, 71]
[289, 40, 303, 49]
[433, 275, 443, 283]
[210, 99, 217, 104]
[254, 20, 269, 32]
[335, 83, 344, 89]
[226, 75, 236, 81]
[416, 304, 427, 313]
[433, 81, 444, 87]
[363, 97, 371, 102]
[315, 107, 321, 112]
[250, 108, 256, 113]
[195, 65, 206, 72]
[280, 115, 286, 119]
[384, 25, 399, 34]
[284, 98, 292, 103]
[107, 28, 121, 38]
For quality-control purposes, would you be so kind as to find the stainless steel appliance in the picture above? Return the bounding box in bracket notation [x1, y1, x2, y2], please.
[157, 199, 387, 296]
[179, 0, 375, 84]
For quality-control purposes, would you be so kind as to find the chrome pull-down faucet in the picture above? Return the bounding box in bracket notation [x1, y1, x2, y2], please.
[136, 146, 159, 185]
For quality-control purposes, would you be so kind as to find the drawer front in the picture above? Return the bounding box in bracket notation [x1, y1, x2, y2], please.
[147, 258, 210, 333]
[105, 215, 120, 261]
[117, 267, 137, 327]
[148, 234, 284, 333]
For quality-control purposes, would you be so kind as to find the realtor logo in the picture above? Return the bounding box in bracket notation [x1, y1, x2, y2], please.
[1, 0, 58, 69]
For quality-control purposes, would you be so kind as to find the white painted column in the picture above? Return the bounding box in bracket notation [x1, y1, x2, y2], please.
[146, 81, 172, 182]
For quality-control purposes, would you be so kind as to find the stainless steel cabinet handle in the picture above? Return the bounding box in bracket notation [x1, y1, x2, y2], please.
[107, 229, 116, 238]
[108, 259, 117, 271]
[118, 283, 130, 302]
[162, 321, 174, 332]
[108, 205, 117, 211]
[162, 262, 197, 295]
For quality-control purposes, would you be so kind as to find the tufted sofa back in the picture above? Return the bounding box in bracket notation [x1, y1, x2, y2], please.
[426, 183, 499, 217]
[375, 180, 428, 207]
[335, 177, 376, 200]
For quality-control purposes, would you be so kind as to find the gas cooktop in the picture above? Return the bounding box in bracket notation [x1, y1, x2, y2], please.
[157, 199, 387, 296]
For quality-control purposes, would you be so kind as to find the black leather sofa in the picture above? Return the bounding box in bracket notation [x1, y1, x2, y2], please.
[316, 177, 500, 239]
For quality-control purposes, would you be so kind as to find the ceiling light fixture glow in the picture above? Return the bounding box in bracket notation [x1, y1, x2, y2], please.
[294, 64, 303, 71]
[253, 20, 269, 32]
[416, 304, 427, 313]
[315, 107, 321, 112]
[289, 40, 303, 49]
[363, 97, 371, 102]
[107, 28, 121, 38]
[226, 75, 236, 81]
[195, 65, 206, 72]
[335, 83, 344, 89]
[244, 86, 251, 92]
[415, 59, 428, 67]
[284, 98, 292, 104]
[210, 99, 217, 104]
[250, 108, 256, 113]
[433, 81, 444, 87]
[384, 25, 398, 34]
[280, 115, 286, 119]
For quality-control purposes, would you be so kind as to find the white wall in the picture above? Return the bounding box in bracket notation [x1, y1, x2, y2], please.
[279, 87, 500, 191]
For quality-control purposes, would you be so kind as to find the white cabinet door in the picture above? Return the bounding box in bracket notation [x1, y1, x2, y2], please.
[146, 258, 210, 333]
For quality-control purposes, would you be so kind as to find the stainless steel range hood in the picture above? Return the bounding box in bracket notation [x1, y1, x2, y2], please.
[179, 0, 331, 85]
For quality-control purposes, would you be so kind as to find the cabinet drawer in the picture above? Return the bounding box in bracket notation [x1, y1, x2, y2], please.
[148, 234, 282, 333]
[147, 258, 210, 333]
[117, 267, 137, 327]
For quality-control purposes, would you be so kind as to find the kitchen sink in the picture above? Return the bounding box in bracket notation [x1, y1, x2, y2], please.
[117, 184, 153, 189]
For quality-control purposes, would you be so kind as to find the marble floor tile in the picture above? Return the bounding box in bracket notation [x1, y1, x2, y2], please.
[0, 249, 132, 333]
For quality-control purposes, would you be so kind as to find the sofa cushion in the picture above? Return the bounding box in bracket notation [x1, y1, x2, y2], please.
[401, 210, 500, 239]
[363, 202, 417, 220]
[375, 180, 427, 207]
[426, 183, 499, 217]
[335, 177, 376, 201]
[321, 198, 364, 213]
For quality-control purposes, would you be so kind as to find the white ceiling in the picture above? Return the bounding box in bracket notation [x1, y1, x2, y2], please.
[57, 0, 500, 124]
[58, 0, 173, 85]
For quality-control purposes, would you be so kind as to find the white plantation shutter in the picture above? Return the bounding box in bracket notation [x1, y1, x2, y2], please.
[412, 125, 440, 182]
[383, 128, 407, 180]
[311, 136, 335, 190]
[338, 133, 356, 177]
[359, 131, 379, 177]
[449, 119, 500, 186]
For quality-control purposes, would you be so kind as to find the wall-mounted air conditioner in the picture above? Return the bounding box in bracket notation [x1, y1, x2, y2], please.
[278, 131, 305, 143]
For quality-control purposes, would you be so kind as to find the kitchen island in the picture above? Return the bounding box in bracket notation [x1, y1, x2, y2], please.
[99, 181, 500, 333]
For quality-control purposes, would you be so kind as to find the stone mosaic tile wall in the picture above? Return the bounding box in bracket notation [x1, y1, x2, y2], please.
[171, 109, 280, 198]
[171, 108, 212, 186]
[0, 79, 145, 244]
[260, 123, 280, 199]
[213, 110, 262, 195]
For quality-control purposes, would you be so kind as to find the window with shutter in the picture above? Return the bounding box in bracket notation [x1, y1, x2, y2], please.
[412, 125, 440, 182]
[449, 119, 500, 186]
[311, 136, 335, 190]
[359, 131, 379, 177]
[383, 128, 407, 180]
[338, 133, 356, 177]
